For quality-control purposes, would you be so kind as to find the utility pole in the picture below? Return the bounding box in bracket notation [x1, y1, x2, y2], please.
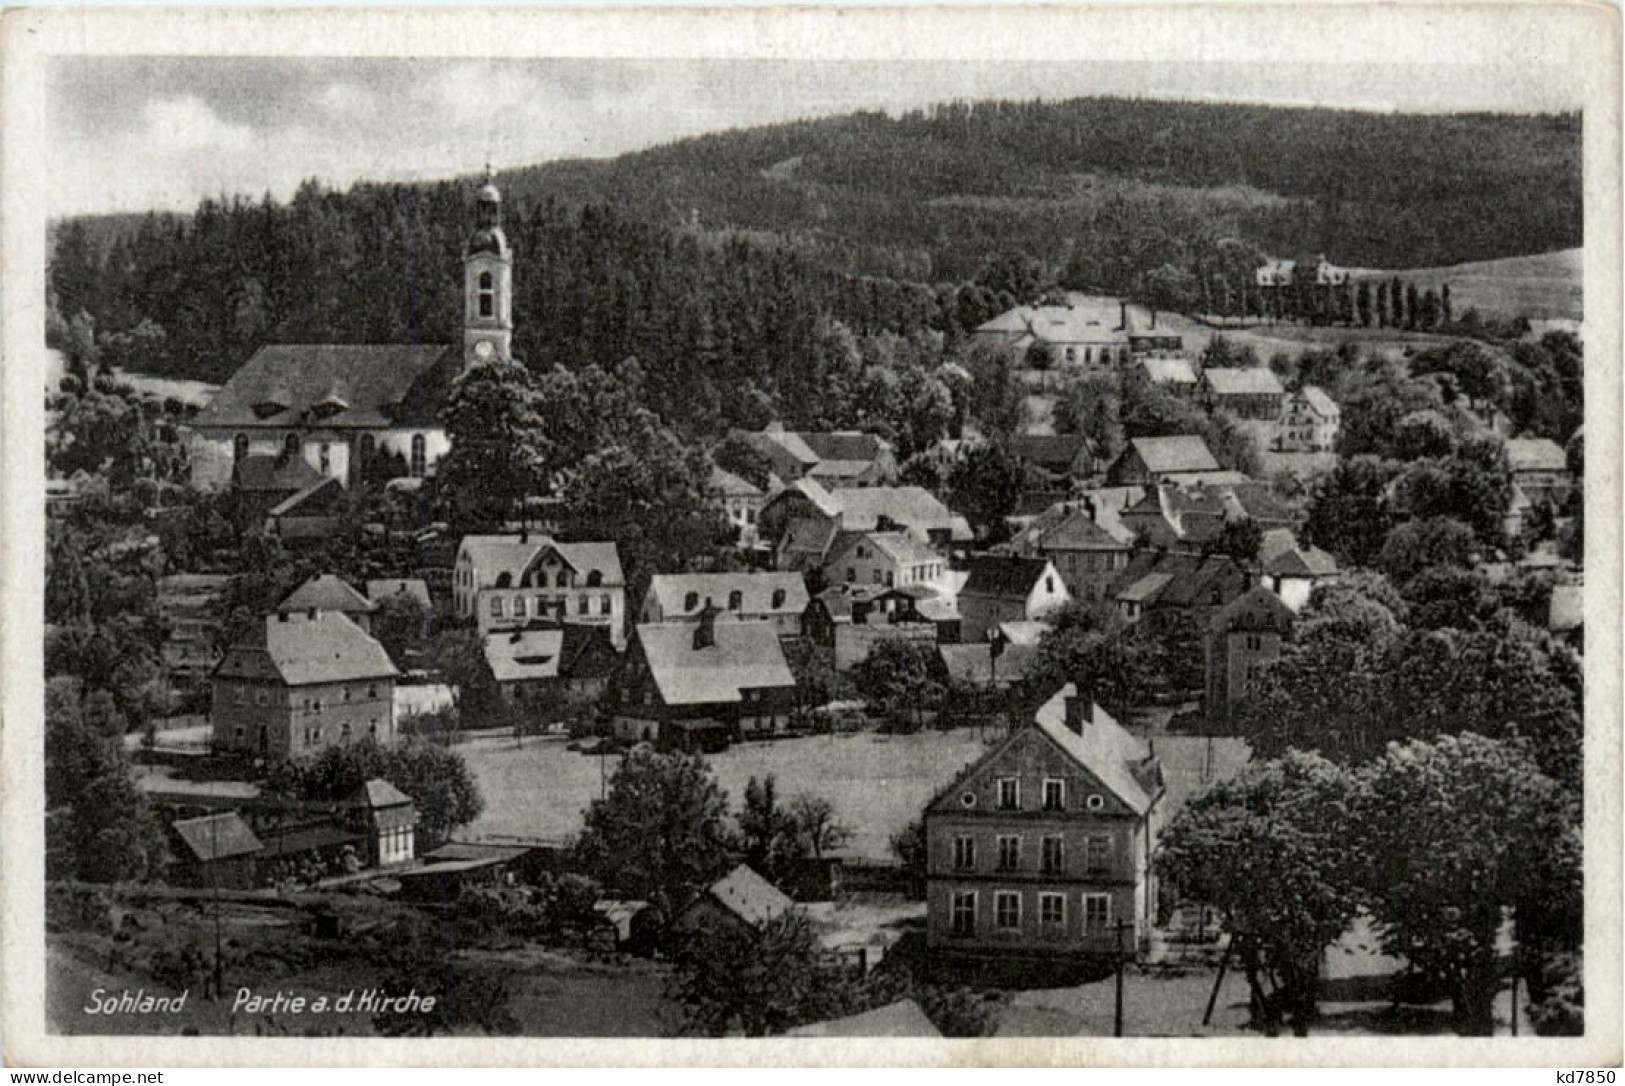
[1114, 919, 1127, 1037]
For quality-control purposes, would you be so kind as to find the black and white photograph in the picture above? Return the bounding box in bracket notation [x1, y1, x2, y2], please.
[0, 3, 1619, 1066]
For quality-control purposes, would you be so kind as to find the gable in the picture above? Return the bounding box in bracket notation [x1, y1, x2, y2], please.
[927, 727, 1139, 820]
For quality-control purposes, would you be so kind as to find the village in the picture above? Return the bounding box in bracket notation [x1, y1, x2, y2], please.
[42, 159, 1586, 1041]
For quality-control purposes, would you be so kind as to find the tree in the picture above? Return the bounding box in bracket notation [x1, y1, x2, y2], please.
[1206, 516, 1263, 562]
[889, 819, 927, 899]
[371, 591, 430, 669]
[668, 909, 858, 1036]
[1140, 263, 1201, 316]
[261, 738, 484, 849]
[712, 433, 776, 492]
[849, 640, 947, 728]
[429, 627, 503, 722]
[575, 745, 735, 917]
[1156, 753, 1361, 1035]
[1351, 734, 1570, 1035]
[738, 774, 796, 878]
[436, 363, 552, 530]
[1387, 410, 1458, 461]
[786, 795, 852, 860]
[1376, 516, 1478, 585]
[946, 441, 1024, 544]
[1302, 455, 1400, 567]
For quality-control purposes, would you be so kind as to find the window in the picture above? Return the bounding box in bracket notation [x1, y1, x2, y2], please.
[1039, 893, 1066, 929]
[234, 685, 247, 705]
[490, 597, 504, 618]
[477, 270, 494, 318]
[997, 835, 1020, 872]
[319, 442, 331, 475]
[599, 594, 611, 615]
[728, 590, 743, 612]
[536, 594, 547, 614]
[312, 699, 322, 714]
[367, 685, 378, 698]
[872, 570, 882, 585]
[684, 591, 699, 612]
[577, 595, 589, 615]
[997, 778, 1020, 811]
[1085, 835, 1112, 874]
[342, 687, 351, 702]
[359, 433, 374, 463]
[513, 596, 527, 619]
[1083, 893, 1112, 934]
[771, 587, 786, 609]
[410, 434, 427, 478]
[586, 570, 603, 588]
[284, 432, 301, 458]
[254, 688, 267, 707]
[951, 891, 976, 936]
[953, 836, 976, 870]
[1245, 633, 1264, 651]
[233, 434, 249, 462]
[1046, 575, 1055, 593]
[845, 568, 855, 584]
[1041, 836, 1065, 875]
[340, 722, 351, 741]
[1042, 778, 1065, 811]
[995, 891, 1021, 929]
[885, 571, 895, 588]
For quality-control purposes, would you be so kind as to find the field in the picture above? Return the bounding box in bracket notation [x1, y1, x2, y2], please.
[456, 728, 1250, 860]
[1350, 248, 1583, 323]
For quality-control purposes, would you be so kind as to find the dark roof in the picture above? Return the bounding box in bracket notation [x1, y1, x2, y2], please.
[1116, 551, 1251, 609]
[1210, 584, 1296, 634]
[796, 431, 889, 462]
[279, 574, 374, 615]
[961, 555, 1054, 599]
[172, 812, 262, 862]
[234, 453, 326, 494]
[193, 343, 456, 430]
[1008, 434, 1090, 471]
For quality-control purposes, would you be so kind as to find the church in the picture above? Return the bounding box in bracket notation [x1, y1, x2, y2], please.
[185, 170, 516, 492]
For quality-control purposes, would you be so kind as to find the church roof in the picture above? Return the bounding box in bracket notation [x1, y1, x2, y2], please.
[194, 343, 456, 430]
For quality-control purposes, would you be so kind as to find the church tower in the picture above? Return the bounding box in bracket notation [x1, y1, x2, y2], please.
[463, 166, 513, 369]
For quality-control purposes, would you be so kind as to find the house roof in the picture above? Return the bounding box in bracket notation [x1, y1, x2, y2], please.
[1008, 434, 1091, 471]
[1262, 542, 1338, 578]
[267, 477, 344, 518]
[702, 863, 794, 929]
[938, 642, 1039, 687]
[1116, 551, 1251, 609]
[1203, 367, 1285, 397]
[1295, 385, 1340, 418]
[636, 622, 794, 707]
[233, 452, 326, 493]
[458, 534, 624, 589]
[172, 812, 262, 862]
[753, 428, 822, 467]
[1036, 509, 1132, 551]
[1211, 584, 1296, 634]
[1032, 684, 1159, 815]
[193, 343, 456, 430]
[366, 578, 432, 609]
[807, 459, 878, 480]
[796, 431, 890, 462]
[787, 1000, 941, 1038]
[833, 486, 961, 537]
[1127, 436, 1221, 475]
[279, 574, 374, 615]
[779, 516, 841, 560]
[1117, 572, 1175, 605]
[1505, 437, 1568, 473]
[707, 466, 764, 498]
[977, 303, 1128, 346]
[961, 555, 1055, 600]
[485, 627, 567, 682]
[218, 611, 398, 686]
[648, 572, 809, 618]
[352, 778, 414, 809]
[1141, 357, 1199, 385]
[827, 530, 941, 571]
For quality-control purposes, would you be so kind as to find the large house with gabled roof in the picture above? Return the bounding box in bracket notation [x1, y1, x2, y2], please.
[1105, 436, 1226, 487]
[453, 533, 626, 648]
[924, 684, 1165, 956]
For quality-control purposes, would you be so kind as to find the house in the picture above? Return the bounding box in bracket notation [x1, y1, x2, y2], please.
[1008, 500, 1135, 604]
[1505, 437, 1573, 504]
[229, 452, 326, 529]
[1105, 436, 1223, 487]
[348, 778, 417, 867]
[708, 466, 770, 549]
[1256, 254, 1346, 290]
[1205, 585, 1295, 727]
[158, 573, 231, 693]
[831, 586, 942, 671]
[642, 572, 809, 637]
[760, 479, 970, 567]
[786, 999, 942, 1038]
[973, 297, 1137, 374]
[278, 574, 375, 633]
[738, 425, 897, 489]
[211, 610, 398, 758]
[823, 530, 949, 594]
[1119, 482, 1298, 547]
[670, 864, 797, 941]
[1139, 357, 1199, 395]
[483, 623, 617, 709]
[938, 641, 1040, 691]
[1198, 367, 1285, 422]
[1277, 385, 1340, 452]
[1112, 551, 1254, 628]
[957, 555, 1071, 643]
[452, 533, 626, 649]
[167, 812, 263, 890]
[367, 578, 432, 612]
[265, 476, 347, 544]
[924, 684, 1164, 956]
[1007, 434, 1097, 489]
[186, 171, 515, 491]
[612, 609, 797, 748]
[1259, 531, 1339, 612]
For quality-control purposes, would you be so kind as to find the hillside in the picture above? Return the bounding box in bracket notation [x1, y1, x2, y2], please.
[1351, 249, 1583, 322]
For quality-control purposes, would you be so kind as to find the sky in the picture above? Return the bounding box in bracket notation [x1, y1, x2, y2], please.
[47, 55, 1581, 218]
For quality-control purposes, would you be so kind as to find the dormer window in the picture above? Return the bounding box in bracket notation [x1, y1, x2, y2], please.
[310, 394, 349, 419]
[771, 588, 786, 609]
[252, 398, 288, 420]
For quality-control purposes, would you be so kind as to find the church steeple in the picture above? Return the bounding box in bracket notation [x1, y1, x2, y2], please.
[463, 164, 513, 369]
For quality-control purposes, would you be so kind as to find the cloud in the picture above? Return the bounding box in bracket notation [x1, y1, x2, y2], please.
[139, 95, 254, 154]
[314, 82, 380, 122]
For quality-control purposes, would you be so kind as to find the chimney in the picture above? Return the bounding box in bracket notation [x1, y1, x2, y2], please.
[1063, 693, 1092, 736]
[693, 604, 719, 651]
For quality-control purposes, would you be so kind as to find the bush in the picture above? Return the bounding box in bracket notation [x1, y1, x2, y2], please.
[1527, 952, 1583, 1036]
